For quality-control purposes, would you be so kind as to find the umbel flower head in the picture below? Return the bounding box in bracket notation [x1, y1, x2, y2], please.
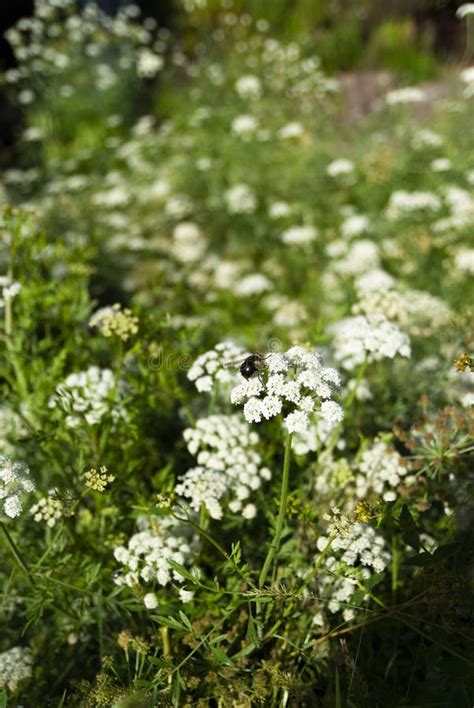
[331, 314, 411, 371]
[49, 366, 128, 428]
[176, 414, 272, 520]
[0, 645, 33, 691]
[30, 489, 64, 528]
[113, 515, 199, 594]
[0, 456, 35, 519]
[89, 303, 139, 342]
[313, 523, 391, 623]
[230, 347, 343, 433]
[188, 340, 247, 393]
[84, 466, 115, 492]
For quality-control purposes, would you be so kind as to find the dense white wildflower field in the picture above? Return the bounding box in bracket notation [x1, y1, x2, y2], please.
[0, 1, 473, 705]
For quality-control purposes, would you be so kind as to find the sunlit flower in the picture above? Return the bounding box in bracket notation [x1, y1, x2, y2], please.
[280, 225, 318, 245]
[326, 159, 354, 177]
[230, 347, 342, 432]
[224, 184, 257, 213]
[177, 414, 271, 520]
[385, 87, 425, 105]
[0, 646, 33, 692]
[136, 49, 164, 78]
[331, 315, 411, 370]
[0, 456, 35, 519]
[49, 367, 128, 428]
[30, 490, 64, 527]
[114, 516, 199, 591]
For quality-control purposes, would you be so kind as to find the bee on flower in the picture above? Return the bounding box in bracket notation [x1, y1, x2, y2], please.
[230, 346, 343, 433]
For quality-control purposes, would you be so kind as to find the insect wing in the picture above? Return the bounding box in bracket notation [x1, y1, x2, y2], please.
[224, 358, 246, 368]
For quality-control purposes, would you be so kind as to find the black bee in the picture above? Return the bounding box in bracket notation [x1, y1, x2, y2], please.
[225, 353, 268, 381]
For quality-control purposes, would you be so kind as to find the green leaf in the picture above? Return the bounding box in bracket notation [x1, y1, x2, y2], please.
[167, 559, 199, 585]
[405, 542, 461, 567]
[432, 542, 462, 561]
[399, 504, 420, 551]
[211, 644, 236, 667]
[178, 610, 193, 631]
[246, 607, 261, 647]
[350, 588, 367, 606]
[404, 551, 433, 567]
[153, 615, 189, 632]
[0, 691, 7, 708]
[364, 571, 385, 591]
[171, 670, 184, 708]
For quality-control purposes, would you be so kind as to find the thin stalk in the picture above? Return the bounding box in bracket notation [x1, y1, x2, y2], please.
[258, 432, 293, 589]
[0, 520, 35, 586]
[173, 508, 255, 588]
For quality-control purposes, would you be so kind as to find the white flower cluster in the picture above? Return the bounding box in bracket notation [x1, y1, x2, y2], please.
[447, 367, 474, 408]
[114, 515, 199, 591]
[0, 646, 33, 692]
[280, 225, 318, 246]
[230, 347, 343, 433]
[264, 294, 307, 331]
[176, 414, 271, 520]
[411, 129, 443, 149]
[278, 121, 304, 139]
[5, 0, 165, 93]
[0, 456, 35, 519]
[453, 247, 474, 275]
[315, 524, 391, 620]
[0, 276, 21, 308]
[460, 65, 474, 98]
[354, 268, 395, 294]
[224, 184, 256, 214]
[268, 201, 291, 219]
[136, 48, 164, 78]
[340, 214, 369, 239]
[30, 489, 64, 528]
[385, 87, 425, 105]
[231, 114, 258, 137]
[313, 455, 353, 498]
[386, 190, 441, 220]
[331, 315, 411, 370]
[290, 417, 341, 455]
[431, 158, 451, 172]
[434, 186, 474, 233]
[49, 366, 128, 428]
[235, 74, 262, 100]
[353, 278, 452, 336]
[0, 406, 26, 456]
[171, 222, 207, 263]
[165, 194, 193, 219]
[187, 341, 247, 393]
[328, 239, 380, 277]
[355, 439, 410, 502]
[326, 159, 354, 178]
[233, 273, 272, 297]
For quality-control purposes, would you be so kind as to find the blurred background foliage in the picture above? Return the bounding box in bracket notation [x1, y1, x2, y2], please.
[0, 0, 471, 165]
[0, 0, 469, 74]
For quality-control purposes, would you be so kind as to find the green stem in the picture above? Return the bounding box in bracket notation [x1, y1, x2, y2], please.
[258, 432, 293, 589]
[4, 293, 12, 338]
[174, 508, 254, 588]
[296, 535, 336, 595]
[0, 520, 35, 586]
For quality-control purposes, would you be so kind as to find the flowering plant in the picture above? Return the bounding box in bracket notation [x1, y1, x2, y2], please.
[0, 2, 473, 705]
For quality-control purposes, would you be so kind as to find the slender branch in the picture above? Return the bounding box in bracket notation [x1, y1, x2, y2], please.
[0, 520, 35, 586]
[259, 432, 293, 589]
